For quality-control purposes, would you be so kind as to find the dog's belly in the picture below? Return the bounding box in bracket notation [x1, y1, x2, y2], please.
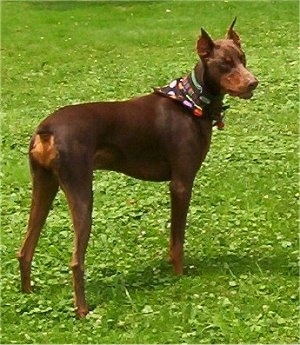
[117, 162, 171, 182]
[93, 147, 171, 182]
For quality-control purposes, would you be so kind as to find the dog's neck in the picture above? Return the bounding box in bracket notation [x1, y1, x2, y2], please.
[192, 61, 224, 117]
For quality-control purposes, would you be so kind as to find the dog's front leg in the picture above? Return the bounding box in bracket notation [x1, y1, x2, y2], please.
[168, 178, 193, 275]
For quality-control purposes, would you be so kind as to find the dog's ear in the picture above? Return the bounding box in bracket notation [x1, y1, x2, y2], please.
[226, 17, 241, 47]
[197, 28, 215, 59]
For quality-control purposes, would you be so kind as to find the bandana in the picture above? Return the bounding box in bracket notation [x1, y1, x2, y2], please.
[154, 71, 227, 129]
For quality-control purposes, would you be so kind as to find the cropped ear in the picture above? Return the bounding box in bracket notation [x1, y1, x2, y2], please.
[196, 28, 215, 59]
[226, 17, 241, 48]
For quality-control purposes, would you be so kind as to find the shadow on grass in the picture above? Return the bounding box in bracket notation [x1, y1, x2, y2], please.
[184, 253, 298, 277]
[13, 252, 296, 315]
[86, 251, 297, 309]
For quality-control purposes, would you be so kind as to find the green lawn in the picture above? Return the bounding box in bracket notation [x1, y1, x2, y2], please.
[1, 1, 299, 343]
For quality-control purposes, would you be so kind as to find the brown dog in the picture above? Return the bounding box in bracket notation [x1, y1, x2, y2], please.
[18, 19, 258, 318]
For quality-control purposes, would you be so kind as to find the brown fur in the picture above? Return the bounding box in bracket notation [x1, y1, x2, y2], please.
[18, 20, 258, 318]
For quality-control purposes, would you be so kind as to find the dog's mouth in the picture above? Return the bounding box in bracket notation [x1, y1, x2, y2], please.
[228, 90, 254, 99]
[227, 79, 258, 100]
[237, 91, 254, 99]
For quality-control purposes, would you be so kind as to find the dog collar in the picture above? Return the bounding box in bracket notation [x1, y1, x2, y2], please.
[154, 72, 228, 129]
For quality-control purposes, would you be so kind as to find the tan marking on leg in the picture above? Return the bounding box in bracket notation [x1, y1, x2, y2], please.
[30, 134, 58, 167]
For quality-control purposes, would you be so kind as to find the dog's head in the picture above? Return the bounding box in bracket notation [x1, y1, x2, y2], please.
[196, 18, 258, 99]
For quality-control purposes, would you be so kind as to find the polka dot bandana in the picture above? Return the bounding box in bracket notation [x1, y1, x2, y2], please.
[155, 77, 205, 117]
[154, 72, 228, 130]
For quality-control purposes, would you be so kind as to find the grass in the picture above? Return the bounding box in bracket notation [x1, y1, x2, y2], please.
[1, 1, 299, 343]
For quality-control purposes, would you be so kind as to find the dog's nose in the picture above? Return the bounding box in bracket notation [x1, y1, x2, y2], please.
[248, 78, 259, 90]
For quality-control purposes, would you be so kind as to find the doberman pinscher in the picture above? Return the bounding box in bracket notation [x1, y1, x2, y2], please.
[18, 19, 258, 318]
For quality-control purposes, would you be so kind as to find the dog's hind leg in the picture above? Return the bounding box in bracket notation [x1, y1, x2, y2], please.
[57, 156, 93, 318]
[18, 163, 59, 293]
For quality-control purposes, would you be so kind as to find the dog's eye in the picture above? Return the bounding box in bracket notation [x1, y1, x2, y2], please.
[224, 56, 234, 65]
[219, 57, 234, 72]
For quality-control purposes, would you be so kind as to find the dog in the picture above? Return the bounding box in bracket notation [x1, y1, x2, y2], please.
[18, 18, 258, 318]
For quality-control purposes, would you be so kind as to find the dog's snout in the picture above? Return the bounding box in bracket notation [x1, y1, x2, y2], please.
[248, 78, 259, 90]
